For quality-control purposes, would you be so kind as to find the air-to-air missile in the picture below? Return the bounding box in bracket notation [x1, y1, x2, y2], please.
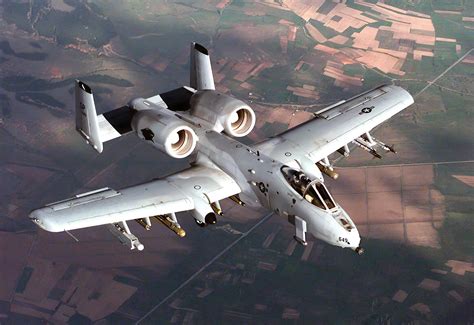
[353, 139, 383, 159]
[229, 194, 246, 206]
[135, 217, 152, 230]
[210, 201, 223, 216]
[372, 136, 397, 153]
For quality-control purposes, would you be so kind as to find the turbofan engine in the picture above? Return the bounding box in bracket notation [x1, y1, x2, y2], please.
[131, 107, 197, 159]
[190, 91, 256, 137]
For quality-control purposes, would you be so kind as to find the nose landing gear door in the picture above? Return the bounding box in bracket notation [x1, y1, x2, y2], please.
[293, 215, 308, 246]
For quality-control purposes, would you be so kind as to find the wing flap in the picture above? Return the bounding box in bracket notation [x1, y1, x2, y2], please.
[169, 165, 242, 203]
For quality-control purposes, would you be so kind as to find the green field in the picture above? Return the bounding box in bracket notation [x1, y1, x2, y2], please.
[1, 1, 473, 323]
[435, 163, 474, 259]
[141, 218, 468, 324]
[4, 1, 116, 48]
[0, 93, 10, 118]
[0, 74, 133, 93]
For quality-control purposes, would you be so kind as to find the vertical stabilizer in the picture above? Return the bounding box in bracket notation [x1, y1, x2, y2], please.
[190, 42, 215, 90]
[75, 80, 103, 153]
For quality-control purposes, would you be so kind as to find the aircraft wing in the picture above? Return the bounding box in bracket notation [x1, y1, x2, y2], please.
[255, 84, 414, 166]
[29, 164, 241, 232]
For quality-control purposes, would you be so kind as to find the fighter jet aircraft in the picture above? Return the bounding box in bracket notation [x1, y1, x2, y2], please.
[29, 43, 414, 254]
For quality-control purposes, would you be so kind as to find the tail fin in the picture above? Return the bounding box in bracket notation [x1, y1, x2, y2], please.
[190, 42, 215, 91]
[75, 80, 103, 153]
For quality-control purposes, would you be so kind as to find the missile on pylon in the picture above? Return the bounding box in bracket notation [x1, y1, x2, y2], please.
[106, 223, 144, 250]
[211, 202, 223, 216]
[372, 137, 397, 153]
[353, 139, 382, 159]
[316, 162, 339, 180]
[135, 218, 151, 230]
[154, 215, 186, 237]
[229, 194, 245, 206]
[337, 144, 350, 157]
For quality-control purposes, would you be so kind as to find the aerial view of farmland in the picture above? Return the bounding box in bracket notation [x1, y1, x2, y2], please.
[0, 0, 472, 323]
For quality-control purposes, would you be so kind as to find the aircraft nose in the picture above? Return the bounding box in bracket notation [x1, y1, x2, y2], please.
[350, 229, 361, 247]
[348, 227, 363, 254]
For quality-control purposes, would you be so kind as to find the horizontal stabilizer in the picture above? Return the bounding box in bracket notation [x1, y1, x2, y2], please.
[98, 106, 135, 142]
[147, 86, 195, 111]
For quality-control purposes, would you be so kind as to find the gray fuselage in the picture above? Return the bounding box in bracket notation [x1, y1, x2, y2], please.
[192, 126, 361, 250]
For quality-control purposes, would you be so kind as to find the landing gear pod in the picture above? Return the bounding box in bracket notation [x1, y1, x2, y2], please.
[191, 198, 218, 226]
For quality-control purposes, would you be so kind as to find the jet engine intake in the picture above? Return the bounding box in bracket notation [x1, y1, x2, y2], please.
[131, 108, 197, 159]
[190, 91, 256, 137]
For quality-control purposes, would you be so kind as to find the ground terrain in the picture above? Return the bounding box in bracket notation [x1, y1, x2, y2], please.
[0, 0, 472, 324]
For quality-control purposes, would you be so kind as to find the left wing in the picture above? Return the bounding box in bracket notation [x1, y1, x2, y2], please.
[30, 163, 240, 234]
[256, 84, 414, 168]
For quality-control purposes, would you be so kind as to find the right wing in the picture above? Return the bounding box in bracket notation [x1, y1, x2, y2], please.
[29, 164, 241, 232]
[255, 85, 414, 166]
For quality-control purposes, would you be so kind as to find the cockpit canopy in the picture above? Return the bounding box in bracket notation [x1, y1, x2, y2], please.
[281, 166, 336, 211]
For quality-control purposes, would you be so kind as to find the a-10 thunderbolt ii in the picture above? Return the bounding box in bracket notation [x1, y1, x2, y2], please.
[30, 43, 414, 255]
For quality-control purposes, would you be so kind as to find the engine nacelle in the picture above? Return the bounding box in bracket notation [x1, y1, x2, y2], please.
[131, 108, 197, 159]
[191, 198, 217, 225]
[190, 91, 256, 137]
